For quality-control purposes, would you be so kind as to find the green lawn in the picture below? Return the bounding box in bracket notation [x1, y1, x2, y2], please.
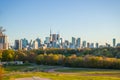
[3, 65, 120, 80]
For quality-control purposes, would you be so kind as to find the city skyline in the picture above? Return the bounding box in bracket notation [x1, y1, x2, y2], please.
[13, 30, 120, 49]
[0, 0, 120, 45]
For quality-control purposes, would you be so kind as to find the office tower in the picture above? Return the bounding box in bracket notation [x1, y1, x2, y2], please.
[113, 38, 116, 47]
[72, 37, 76, 45]
[45, 37, 50, 44]
[44, 37, 50, 47]
[52, 41, 57, 48]
[33, 40, 38, 49]
[96, 43, 99, 48]
[29, 40, 33, 47]
[21, 38, 28, 48]
[82, 41, 86, 48]
[57, 34, 60, 41]
[90, 43, 94, 48]
[0, 27, 8, 50]
[87, 42, 90, 48]
[36, 38, 41, 47]
[52, 34, 57, 42]
[60, 38, 63, 45]
[72, 37, 76, 48]
[19, 40, 22, 50]
[64, 40, 70, 48]
[14, 40, 22, 50]
[14, 40, 19, 50]
[76, 38, 81, 48]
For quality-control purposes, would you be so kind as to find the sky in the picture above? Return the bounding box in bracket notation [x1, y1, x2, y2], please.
[0, 0, 120, 45]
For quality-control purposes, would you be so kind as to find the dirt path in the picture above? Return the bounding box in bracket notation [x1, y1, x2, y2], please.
[15, 77, 51, 80]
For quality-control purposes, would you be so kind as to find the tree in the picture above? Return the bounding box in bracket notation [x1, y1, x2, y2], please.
[0, 50, 2, 61]
[15, 51, 27, 62]
[26, 52, 37, 63]
[0, 65, 4, 80]
[2, 50, 14, 61]
[35, 54, 44, 64]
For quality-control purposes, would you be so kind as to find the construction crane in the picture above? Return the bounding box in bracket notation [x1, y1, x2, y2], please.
[0, 26, 6, 34]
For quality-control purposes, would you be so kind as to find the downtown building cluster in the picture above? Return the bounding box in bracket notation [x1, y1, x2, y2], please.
[0, 27, 119, 50]
[13, 30, 120, 50]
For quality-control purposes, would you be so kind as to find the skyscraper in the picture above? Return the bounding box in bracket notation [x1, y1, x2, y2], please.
[21, 38, 28, 48]
[82, 41, 86, 48]
[72, 37, 76, 45]
[14, 40, 22, 50]
[64, 40, 70, 48]
[90, 43, 94, 48]
[113, 38, 116, 47]
[33, 40, 38, 49]
[76, 38, 81, 48]
[87, 42, 90, 48]
[71, 37, 76, 48]
[96, 43, 99, 48]
[52, 34, 58, 42]
[36, 38, 41, 48]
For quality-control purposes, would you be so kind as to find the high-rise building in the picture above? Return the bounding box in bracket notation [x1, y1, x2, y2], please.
[36, 38, 41, 47]
[21, 38, 28, 48]
[60, 38, 63, 45]
[82, 41, 86, 48]
[90, 43, 94, 48]
[29, 40, 33, 47]
[96, 43, 99, 48]
[64, 40, 70, 48]
[0, 27, 8, 50]
[57, 34, 60, 41]
[45, 37, 50, 44]
[33, 40, 38, 49]
[52, 34, 58, 42]
[14, 40, 22, 50]
[71, 37, 76, 48]
[72, 37, 76, 45]
[76, 38, 81, 48]
[113, 38, 116, 47]
[87, 42, 90, 48]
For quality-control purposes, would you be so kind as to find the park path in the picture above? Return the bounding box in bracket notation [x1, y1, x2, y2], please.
[15, 77, 51, 80]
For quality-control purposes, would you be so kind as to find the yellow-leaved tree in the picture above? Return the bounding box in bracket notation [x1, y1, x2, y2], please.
[0, 65, 4, 80]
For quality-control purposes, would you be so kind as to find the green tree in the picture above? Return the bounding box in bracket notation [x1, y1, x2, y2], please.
[35, 54, 44, 64]
[15, 51, 27, 62]
[2, 50, 14, 61]
[0, 50, 2, 61]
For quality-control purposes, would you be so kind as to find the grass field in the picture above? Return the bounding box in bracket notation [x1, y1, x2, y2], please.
[3, 65, 120, 80]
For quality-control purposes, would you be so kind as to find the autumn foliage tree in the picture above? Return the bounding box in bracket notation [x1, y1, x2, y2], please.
[0, 65, 4, 80]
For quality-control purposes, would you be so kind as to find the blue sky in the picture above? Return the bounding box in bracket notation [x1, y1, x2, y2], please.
[0, 0, 120, 45]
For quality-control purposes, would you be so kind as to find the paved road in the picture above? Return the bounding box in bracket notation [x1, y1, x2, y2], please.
[15, 77, 51, 80]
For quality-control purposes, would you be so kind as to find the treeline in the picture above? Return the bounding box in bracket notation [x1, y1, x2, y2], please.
[36, 54, 120, 69]
[0, 47, 120, 69]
